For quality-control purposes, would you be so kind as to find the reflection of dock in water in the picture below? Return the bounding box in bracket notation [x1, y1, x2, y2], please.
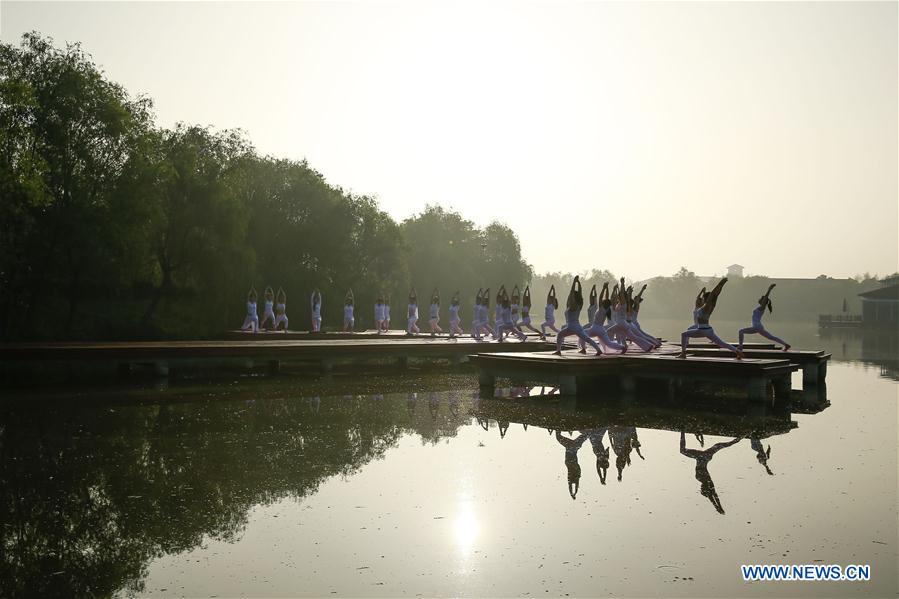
[471, 390, 797, 439]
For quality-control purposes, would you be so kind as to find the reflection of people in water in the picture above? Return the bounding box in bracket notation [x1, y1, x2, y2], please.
[750, 436, 773, 475]
[498, 420, 509, 438]
[307, 396, 320, 413]
[448, 391, 460, 417]
[586, 427, 610, 485]
[428, 392, 440, 420]
[556, 431, 587, 499]
[680, 431, 741, 514]
[406, 392, 417, 416]
[609, 426, 644, 481]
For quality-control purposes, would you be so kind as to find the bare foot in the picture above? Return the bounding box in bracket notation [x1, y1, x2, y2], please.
[677, 352, 687, 359]
[578, 349, 587, 354]
[552, 350, 562, 356]
[594, 350, 603, 356]
[783, 344, 791, 351]
[621, 346, 628, 354]
[735, 351, 744, 360]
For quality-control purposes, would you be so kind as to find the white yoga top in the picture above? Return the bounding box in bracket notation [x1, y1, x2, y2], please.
[544, 303, 555, 320]
[429, 303, 439, 319]
[247, 301, 257, 317]
[344, 304, 354, 320]
[449, 304, 460, 321]
[751, 306, 765, 328]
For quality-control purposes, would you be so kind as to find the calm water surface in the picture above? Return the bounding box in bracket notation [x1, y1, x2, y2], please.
[1, 321, 896, 597]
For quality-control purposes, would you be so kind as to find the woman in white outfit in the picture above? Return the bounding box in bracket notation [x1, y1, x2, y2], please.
[407, 287, 420, 335]
[580, 282, 627, 354]
[384, 295, 391, 331]
[343, 289, 355, 331]
[428, 288, 444, 335]
[738, 284, 791, 351]
[540, 285, 560, 335]
[448, 291, 463, 337]
[605, 279, 655, 352]
[259, 286, 275, 330]
[519, 286, 544, 339]
[310, 289, 322, 332]
[241, 287, 259, 332]
[374, 295, 386, 334]
[273, 287, 289, 332]
[678, 278, 743, 359]
[553, 276, 602, 356]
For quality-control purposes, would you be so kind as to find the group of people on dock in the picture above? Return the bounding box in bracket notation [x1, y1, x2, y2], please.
[240, 277, 791, 358]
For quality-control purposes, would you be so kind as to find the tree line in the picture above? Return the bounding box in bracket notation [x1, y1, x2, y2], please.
[0, 34, 531, 340]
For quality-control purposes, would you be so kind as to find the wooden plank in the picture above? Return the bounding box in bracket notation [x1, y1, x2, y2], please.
[686, 348, 829, 364]
[0, 337, 554, 362]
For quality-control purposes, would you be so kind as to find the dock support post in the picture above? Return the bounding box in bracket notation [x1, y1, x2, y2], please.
[773, 375, 791, 401]
[748, 378, 767, 402]
[802, 364, 819, 387]
[268, 360, 280, 373]
[478, 369, 495, 388]
[320, 358, 334, 374]
[559, 375, 578, 396]
[396, 356, 408, 369]
[819, 361, 827, 381]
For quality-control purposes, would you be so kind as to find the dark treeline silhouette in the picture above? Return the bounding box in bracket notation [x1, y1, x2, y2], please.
[0, 34, 531, 340]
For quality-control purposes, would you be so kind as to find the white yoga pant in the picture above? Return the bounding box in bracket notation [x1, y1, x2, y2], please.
[260, 310, 275, 328]
[556, 324, 600, 353]
[606, 322, 655, 352]
[473, 321, 493, 339]
[519, 317, 542, 335]
[407, 317, 420, 334]
[241, 316, 259, 332]
[273, 314, 289, 330]
[541, 318, 560, 334]
[496, 323, 525, 341]
[738, 326, 788, 347]
[449, 318, 463, 335]
[681, 326, 739, 353]
[580, 324, 626, 352]
[429, 317, 443, 332]
[311, 316, 321, 332]
[344, 317, 354, 330]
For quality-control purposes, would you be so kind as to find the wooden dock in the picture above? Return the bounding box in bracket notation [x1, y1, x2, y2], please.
[684, 348, 830, 386]
[469, 347, 798, 401]
[0, 336, 553, 377]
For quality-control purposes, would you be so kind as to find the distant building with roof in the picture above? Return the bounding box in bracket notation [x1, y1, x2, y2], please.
[858, 276, 899, 330]
[726, 264, 744, 278]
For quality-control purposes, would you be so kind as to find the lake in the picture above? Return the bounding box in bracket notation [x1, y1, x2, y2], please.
[1, 320, 896, 597]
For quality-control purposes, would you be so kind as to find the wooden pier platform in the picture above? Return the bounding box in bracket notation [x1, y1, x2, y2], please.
[0, 336, 553, 377]
[469, 348, 798, 401]
[685, 348, 830, 386]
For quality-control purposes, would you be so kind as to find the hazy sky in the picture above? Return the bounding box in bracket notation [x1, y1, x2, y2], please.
[2, 1, 896, 279]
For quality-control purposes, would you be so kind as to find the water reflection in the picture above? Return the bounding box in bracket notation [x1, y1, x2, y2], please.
[0, 373, 846, 596]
